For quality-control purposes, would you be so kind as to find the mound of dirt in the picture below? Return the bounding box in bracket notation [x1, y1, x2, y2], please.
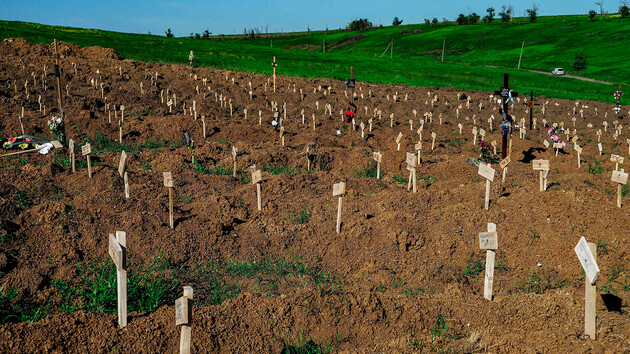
[0, 38, 629, 352]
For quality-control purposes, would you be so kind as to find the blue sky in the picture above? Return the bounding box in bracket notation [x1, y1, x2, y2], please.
[0, 1, 605, 36]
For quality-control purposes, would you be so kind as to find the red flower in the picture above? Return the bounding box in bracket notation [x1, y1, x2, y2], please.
[8, 138, 16, 143]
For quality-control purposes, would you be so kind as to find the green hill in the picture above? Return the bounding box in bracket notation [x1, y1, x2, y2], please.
[1, 15, 628, 103]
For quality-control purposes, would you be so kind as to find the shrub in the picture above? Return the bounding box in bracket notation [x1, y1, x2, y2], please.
[392, 17, 403, 27]
[484, 7, 495, 23]
[620, 5, 630, 18]
[588, 10, 597, 21]
[573, 52, 588, 72]
[348, 18, 373, 31]
[527, 5, 538, 23]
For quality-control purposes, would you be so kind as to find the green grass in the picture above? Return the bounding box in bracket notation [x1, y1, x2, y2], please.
[53, 255, 179, 313]
[513, 269, 568, 294]
[287, 204, 313, 225]
[353, 163, 379, 178]
[262, 164, 297, 175]
[1, 16, 628, 102]
[588, 161, 603, 175]
[0, 287, 50, 323]
[392, 175, 408, 184]
[462, 258, 485, 279]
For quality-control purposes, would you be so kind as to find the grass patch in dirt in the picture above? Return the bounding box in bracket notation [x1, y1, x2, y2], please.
[353, 163, 379, 178]
[512, 269, 568, 294]
[0, 287, 50, 324]
[52, 254, 179, 314]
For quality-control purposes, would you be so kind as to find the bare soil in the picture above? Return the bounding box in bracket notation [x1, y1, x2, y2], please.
[1, 38, 629, 353]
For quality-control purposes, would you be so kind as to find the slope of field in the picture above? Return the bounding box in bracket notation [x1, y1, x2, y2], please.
[0, 38, 629, 352]
[0, 17, 627, 104]
[245, 15, 630, 84]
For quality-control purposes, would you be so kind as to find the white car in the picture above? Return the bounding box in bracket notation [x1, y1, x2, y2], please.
[552, 68, 565, 75]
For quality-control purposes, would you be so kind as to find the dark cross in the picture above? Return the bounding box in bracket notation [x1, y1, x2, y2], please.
[350, 67, 354, 103]
[494, 73, 518, 159]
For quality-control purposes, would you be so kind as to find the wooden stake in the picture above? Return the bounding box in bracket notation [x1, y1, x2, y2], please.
[333, 182, 346, 234]
[480, 223, 498, 301]
[272, 57, 276, 92]
[373, 152, 382, 179]
[69, 139, 76, 173]
[82, 143, 92, 178]
[164, 172, 174, 228]
[109, 231, 127, 328]
[232, 146, 237, 178]
[53, 39, 64, 119]
[252, 170, 262, 211]
[124, 171, 129, 199]
[176, 286, 194, 354]
[478, 163, 496, 210]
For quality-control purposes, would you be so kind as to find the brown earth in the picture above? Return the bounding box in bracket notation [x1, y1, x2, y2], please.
[0, 38, 629, 353]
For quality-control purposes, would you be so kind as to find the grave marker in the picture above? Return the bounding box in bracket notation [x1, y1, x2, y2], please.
[406, 152, 417, 193]
[176, 286, 194, 354]
[108, 231, 127, 328]
[532, 160, 550, 191]
[333, 182, 346, 233]
[164, 172, 174, 228]
[480, 223, 497, 300]
[499, 156, 511, 183]
[69, 139, 76, 173]
[81, 143, 92, 178]
[574, 237, 599, 339]
[396, 133, 403, 151]
[611, 169, 629, 208]
[575, 144, 583, 168]
[478, 163, 495, 209]
[431, 132, 437, 151]
[373, 152, 382, 179]
[232, 146, 238, 178]
[118, 150, 127, 178]
[610, 154, 624, 171]
[252, 169, 262, 211]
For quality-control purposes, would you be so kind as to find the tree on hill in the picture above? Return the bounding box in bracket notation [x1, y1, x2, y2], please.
[484, 7, 496, 23]
[573, 52, 588, 72]
[456, 14, 468, 25]
[527, 4, 539, 22]
[202, 29, 211, 39]
[499, 5, 514, 23]
[432, 18, 439, 25]
[424, 19, 431, 25]
[588, 9, 597, 20]
[468, 12, 481, 24]
[165, 28, 174, 38]
[620, 1, 630, 18]
[595, 1, 605, 16]
[348, 18, 373, 31]
[393, 17, 403, 27]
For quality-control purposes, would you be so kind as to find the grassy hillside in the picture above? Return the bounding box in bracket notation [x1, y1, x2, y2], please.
[244, 15, 630, 84]
[0, 17, 627, 103]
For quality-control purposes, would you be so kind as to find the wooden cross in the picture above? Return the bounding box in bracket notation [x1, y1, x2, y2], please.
[478, 163, 496, 210]
[82, 143, 92, 178]
[494, 74, 519, 159]
[611, 169, 629, 208]
[373, 152, 382, 179]
[272, 57, 277, 92]
[333, 182, 346, 233]
[69, 139, 76, 173]
[479, 223, 498, 300]
[108, 231, 127, 328]
[574, 237, 599, 340]
[176, 286, 194, 354]
[252, 169, 262, 211]
[232, 146, 238, 178]
[164, 172, 174, 228]
[533, 160, 550, 191]
[406, 152, 417, 193]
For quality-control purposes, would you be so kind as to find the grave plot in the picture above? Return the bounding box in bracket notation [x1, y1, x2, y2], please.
[0, 38, 629, 352]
